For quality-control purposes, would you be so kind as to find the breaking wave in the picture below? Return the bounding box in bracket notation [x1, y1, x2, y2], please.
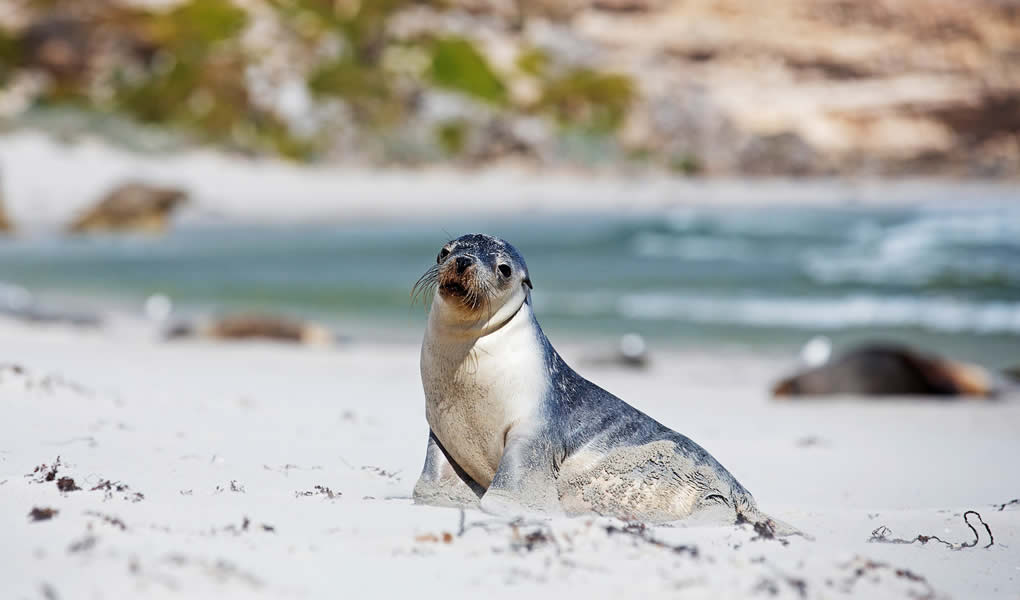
[542, 292, 1020, 334]
[632, 204, 1020, 288]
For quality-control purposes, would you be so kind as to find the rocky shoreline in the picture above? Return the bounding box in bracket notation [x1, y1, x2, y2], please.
[0, 0, 1017, 176]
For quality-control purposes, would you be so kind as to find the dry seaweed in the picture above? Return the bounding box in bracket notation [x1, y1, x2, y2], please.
[737, 513, 790, 546]
[56, 477, 80, 492]
[85, 511, 127, 530]
[91, 479, 143, 502]
[295, 485, 340, 499]
[753, 574, 808, 599]
[27, 456, 63, 483]
[604, 522, 700, 557]
[869, 510, 993, 550]
[67, 534, 97, 553]
[996, 498, 1019, 511]
[838, 557, 937, 600]
[361, 466, 401, 480]
[29, 507, 59, 521]
[220, 516, 275, 535]
[509, 522, 559, 553]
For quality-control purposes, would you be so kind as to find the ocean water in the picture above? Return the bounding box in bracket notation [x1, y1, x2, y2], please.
[2, 203, 1018, 367]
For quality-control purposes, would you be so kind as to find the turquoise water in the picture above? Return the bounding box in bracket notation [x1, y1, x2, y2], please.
[2, 203, 1019, 366]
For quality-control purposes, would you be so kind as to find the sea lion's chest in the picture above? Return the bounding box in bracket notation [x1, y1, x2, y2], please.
[420, 320, 548, 488]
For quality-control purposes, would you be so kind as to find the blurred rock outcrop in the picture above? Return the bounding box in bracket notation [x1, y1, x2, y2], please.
[68, 182, 187, 234]
[0, 0, 1016, 176]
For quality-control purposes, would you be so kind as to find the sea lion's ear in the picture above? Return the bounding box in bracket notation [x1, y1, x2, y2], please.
[523, 277, 533, 290]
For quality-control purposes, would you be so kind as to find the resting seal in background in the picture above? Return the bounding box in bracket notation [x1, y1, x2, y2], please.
[411, 233, 796, 533]
[772, 343, 998, 398]
[164, 313, 335, 346]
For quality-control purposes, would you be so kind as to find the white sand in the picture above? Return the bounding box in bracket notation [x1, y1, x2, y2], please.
[2, 316, 1018, 599]
[2, 130, 1019, 597]
[4, 131, 1020, 231]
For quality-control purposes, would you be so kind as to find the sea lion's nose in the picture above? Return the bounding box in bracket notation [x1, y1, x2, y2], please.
[455, 256, 473, 274]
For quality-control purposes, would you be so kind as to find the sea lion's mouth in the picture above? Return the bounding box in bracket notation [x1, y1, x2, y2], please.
[440, 281, 468, 297]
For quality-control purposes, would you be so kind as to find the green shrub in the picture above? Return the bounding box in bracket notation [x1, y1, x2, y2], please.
[142, 0, 248, 48]
[537, 68, 633, 133]
[308, 57, 405, 125]
[0, 27, 20, 87]
[515, 47, 549, 77]
[669, 153, 702, 175]
[436, 120, 468, 155]
[428, 37, 506, 104]
[107, 0, 309, 157]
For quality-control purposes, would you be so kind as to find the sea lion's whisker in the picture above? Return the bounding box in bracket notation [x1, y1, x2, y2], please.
[481, 280, 495, 325]
[467, 281, 481, 311]
[411, 266, 440, 308]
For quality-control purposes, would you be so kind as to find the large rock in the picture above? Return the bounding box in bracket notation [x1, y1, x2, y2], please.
[68, 183, 187, 234]
[19, 17, 90, 81]
[739, 132, 825, 177]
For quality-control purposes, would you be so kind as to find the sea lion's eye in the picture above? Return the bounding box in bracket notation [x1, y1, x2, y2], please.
[498, 264, 512, 278]
[704, 494, 729, 506]
[437, 248, 450, 263]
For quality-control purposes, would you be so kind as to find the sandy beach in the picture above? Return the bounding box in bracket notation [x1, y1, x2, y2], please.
[2, 314, 1018, 599]
[3, 1, 1019, 595]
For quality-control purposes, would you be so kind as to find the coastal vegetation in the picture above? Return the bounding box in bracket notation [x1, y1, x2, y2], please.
[0, 0, 1016, 175]
[0, 0, 635, 164]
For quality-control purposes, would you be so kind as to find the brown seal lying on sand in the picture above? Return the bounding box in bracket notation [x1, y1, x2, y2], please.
[773, 343, 997, 398]
[165, 314, 334, 346]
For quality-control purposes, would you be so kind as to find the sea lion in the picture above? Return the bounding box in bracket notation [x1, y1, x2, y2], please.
[0, 205, 12, 232]
[164, 313, 334, 346]
[772, 343, 998, 398]
[411, 234, 795, 532]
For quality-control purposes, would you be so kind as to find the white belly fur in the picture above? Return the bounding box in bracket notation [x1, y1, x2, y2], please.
[421, 302, 548, 488]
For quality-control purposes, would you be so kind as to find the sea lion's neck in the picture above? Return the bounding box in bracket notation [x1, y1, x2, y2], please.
[425, 293, 530, 342]
[422, 298, 546, 384]
[421, 297, 549, 486]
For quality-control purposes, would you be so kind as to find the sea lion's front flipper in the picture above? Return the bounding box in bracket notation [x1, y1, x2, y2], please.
[413, 430, 485, 509]
[479, 429, 560, 517]
[737, 507, 814, 541]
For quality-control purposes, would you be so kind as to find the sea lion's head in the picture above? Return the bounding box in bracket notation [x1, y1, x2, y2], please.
[415, 233, 532, 331]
